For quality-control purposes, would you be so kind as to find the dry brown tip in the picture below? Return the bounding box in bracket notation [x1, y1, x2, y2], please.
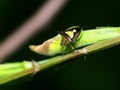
[29, 45, 41, 54]
[29, 43, 49, 55]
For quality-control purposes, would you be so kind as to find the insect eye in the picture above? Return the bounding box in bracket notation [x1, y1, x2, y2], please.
[73, 29, 77, 33]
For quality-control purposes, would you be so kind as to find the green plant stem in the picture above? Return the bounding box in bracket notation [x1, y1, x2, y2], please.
[37, 36, 120, 71]
[0, 29, 120, 85]
[85, 36, 120, 54]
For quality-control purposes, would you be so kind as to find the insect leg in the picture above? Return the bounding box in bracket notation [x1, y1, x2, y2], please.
[61, 44, 67, 54]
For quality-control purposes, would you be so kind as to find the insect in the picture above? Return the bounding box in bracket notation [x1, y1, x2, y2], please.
[59, 26, 82, 53]
[29, 26, 82, 56]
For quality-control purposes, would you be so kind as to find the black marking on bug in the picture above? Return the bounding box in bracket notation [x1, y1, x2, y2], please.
[59, 26, 82, 53]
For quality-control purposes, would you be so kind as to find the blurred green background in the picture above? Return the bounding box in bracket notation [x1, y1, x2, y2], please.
[0, 0, 120, 90]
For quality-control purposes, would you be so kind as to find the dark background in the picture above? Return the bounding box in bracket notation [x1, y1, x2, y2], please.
[0, 0, 120, 90]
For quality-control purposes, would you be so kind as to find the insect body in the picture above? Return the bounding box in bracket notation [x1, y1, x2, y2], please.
[29, 26, 82, 56]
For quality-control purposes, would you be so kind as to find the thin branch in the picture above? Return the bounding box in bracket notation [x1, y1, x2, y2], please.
[0, 34, 120, 84]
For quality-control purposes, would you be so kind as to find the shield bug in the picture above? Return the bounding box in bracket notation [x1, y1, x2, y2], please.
[29, 26, 82, 56]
